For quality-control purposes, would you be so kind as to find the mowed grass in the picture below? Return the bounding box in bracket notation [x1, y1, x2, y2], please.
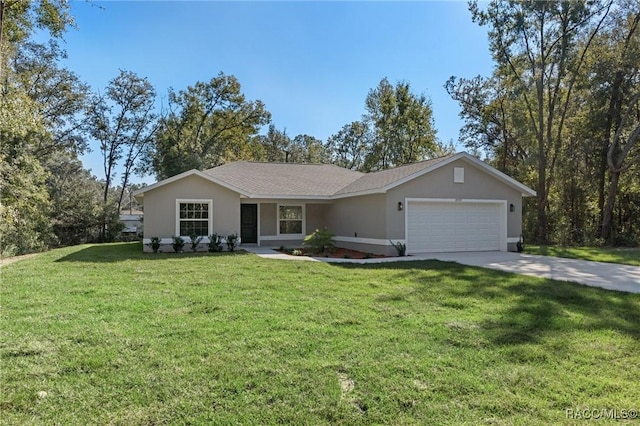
[526, 245, 640, 266]
[1, 243, 639, 425]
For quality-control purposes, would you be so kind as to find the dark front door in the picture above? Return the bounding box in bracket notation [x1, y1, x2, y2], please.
[240, 204, 258, 244]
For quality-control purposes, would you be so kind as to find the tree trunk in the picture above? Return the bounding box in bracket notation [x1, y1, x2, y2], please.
[536, 73, 548, 244]
[600, 170, 620, 242]
[0, 0, 6, 83]
[596, 145, 608, 230]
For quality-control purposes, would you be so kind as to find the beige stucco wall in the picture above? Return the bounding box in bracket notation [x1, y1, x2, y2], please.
[258, 203, 277, 236]
[386, 158, 523, 241]
[306, 204, 329, 234]
[141, 174, 240, 239]
[325, 194, 387, 239]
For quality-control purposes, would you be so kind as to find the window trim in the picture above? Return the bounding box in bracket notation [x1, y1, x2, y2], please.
[277, 203, 305, 237]
[175, 199, 213, 237]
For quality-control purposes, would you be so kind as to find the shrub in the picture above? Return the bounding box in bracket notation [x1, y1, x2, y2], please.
[226, 233, 239, 252]
[172, 236, 185, 253]
[291, 249, 303, 256]
[189, 233, 203, 252]
[149, 237, 161, 253]
[304, 229, 335, 254]
[208, 233, 223, 252]
[390, 240, 406, 256]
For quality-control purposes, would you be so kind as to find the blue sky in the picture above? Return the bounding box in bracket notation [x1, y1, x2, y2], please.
[57, 1, 493, 183]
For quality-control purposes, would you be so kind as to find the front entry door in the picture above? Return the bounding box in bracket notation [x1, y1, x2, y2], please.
[240, 204, 258, 244]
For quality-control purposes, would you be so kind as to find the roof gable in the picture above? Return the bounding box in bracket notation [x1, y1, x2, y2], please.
[132, 169, 252, 199]
[335, 152, 536, 197]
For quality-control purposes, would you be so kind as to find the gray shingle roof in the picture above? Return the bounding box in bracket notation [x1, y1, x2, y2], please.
[334, 155, 455, 195]
[202, 155, 455, 197]
[203, 161, 364, 197]
[134, 152, 536, 199]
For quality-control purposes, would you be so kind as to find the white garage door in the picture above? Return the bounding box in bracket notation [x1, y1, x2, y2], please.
[407, 201, 504, 253]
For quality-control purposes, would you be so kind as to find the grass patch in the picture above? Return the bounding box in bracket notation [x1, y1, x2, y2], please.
[526, 245, 640, 266]
[1, 242, 639, 424]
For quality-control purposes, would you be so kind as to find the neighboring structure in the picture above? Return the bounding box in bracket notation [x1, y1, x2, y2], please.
[119, 209, 144, 236]
[133, 152, 536, 255]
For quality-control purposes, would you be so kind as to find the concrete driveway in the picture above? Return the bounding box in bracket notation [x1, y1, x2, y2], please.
[423, 251, 640, 294]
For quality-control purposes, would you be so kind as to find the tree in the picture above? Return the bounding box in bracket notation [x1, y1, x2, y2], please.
[87, 69, 158, 240]
[289, 134, 329, 164]
[0, 1, 92, 255]
[363, 78, 438, 171]
[444, 75, 534, 178]
[591, 5, 640, 241]
[1, 0, 73, 82]
[149, 72, 271, 179]
[1, 0, 129, 254]
[258, 124, 290, 162]
[11, 40, 89, 155]
[468, 0, 613, 243]
[325, 121, 371, 170]
[45, 153, 104, 246]
[0, 88, 52, 255]
[253, 126, 328, 164]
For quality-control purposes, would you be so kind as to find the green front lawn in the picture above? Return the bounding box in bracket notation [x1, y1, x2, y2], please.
[2, 243, 639, 424]
[525, 245, 640, 266]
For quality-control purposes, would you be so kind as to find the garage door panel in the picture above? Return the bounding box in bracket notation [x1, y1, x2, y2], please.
[407, 201, 503, 253]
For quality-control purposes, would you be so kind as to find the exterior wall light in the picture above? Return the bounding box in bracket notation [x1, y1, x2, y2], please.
[510, 203, 515, 212]
[398, 202, 404, 211]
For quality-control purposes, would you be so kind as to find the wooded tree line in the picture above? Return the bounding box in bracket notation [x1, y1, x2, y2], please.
[447, 0, 639, 246]
[0, 1, 444, 256]
[1, 0, 637, 256]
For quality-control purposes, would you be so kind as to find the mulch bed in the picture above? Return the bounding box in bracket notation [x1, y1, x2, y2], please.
[278, 247, 388, 259]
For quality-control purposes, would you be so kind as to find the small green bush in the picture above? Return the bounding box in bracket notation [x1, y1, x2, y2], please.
[208, 233, 223, 252]
[304, 229, 335, 254]
[226, 233, 239, 252]
[291, 249, 303, 256]
[149, 237, 161, 253]
[189, 233, 203, 252]
[172, 236, 185, 253]
[390, 240, 406, 256]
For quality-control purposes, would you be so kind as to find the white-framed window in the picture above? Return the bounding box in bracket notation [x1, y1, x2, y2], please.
[278, 204, 303, 235]
[176, 199, 213, 236]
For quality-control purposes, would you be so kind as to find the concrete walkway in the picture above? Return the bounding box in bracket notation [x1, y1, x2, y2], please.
[243, 247, 640, 294]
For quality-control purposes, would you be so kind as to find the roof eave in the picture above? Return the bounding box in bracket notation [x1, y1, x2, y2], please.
[244, 194, 335, 200]
[331, 188, 387, 199]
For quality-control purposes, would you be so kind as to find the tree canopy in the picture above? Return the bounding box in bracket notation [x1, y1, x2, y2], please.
[326, 77, 445, 172]
[148, 73, 271, 179]
[449, 0, 639, 245]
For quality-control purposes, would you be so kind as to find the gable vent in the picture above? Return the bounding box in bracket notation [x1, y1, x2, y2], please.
[454, 167, 464, 183]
